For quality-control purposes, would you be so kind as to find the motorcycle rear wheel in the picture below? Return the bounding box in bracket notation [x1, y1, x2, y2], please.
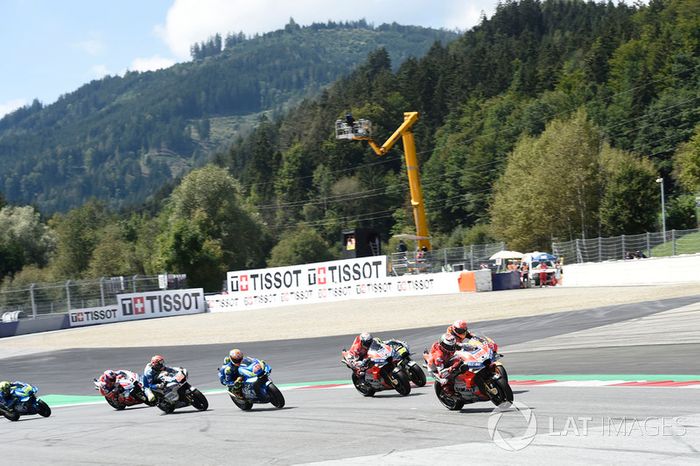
[37, 400, 51, 417]
[190, 389, 209, 411]
[106, 397, 126, 411]
[409, 364, 427, 387]
[434, 382, 464, 411]
[229, 391, 253, 411]
[157, 401, 175, 414]
[267, 383, 285, 408]
[2, 409, 19, 422]
[389, 369, 411, 396]
[351, 373, 375, 397]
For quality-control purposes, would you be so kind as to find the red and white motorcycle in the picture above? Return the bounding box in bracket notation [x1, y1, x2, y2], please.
[94, 370, 154, 410]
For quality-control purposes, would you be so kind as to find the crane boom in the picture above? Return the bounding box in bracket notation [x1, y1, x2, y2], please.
[335, 111, 431, 251]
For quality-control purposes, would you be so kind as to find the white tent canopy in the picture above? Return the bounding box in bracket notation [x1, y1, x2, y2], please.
[489, 250, 524, 260]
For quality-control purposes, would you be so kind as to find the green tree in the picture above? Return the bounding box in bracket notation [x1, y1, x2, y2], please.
[267, 225, 334, 267]
[154, 165, 269, 289]
[490, 110, 602, 250]
[49, 201, 108, 278]
[674, 125, 700, 193]
[599, 146, 658, 235]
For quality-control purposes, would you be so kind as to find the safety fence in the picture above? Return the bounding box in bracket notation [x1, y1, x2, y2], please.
[552, 228, 700, 264]
[388, 242, 505, 275]
[0, 275, 187, 320]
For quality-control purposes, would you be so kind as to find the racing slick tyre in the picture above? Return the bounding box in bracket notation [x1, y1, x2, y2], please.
[106, 397, 126, 411]
[351, 373, 375, 397]
[190, 389, 209, 411]
[158, 401, 175, 414]
[2, 408, 19, 422]
[488, 376, 514, 406]
[229, 390, 253, 411]
[408, 363, 427, 387]
[434, 382, 464, 411]
[389, 369, 411, 396]
[268, 383, 285, 409]
[494, 364, 509, 384]
[37, 400, 51, 417]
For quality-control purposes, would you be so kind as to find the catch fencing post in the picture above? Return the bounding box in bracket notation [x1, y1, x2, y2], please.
[30, 283, 37, 319]
[100, 277, 105, 307]
[469, 245, 474, 270]
[672, 230, 677, 255]
[646, 232, 651, 257]
[66, 280, 71, 311]
[621, 235, 626, 260]
[133, 275, 138, 293]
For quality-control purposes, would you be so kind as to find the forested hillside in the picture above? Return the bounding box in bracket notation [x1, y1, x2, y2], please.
[1, 0, 699, 291]
[0, 21, 456, 212]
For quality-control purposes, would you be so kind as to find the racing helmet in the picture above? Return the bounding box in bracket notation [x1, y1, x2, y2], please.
[0, 381, 10, 397]
[360, 332, 373, 348]
[450, 320, 469, 338]
[150, 355, 165, 372]
[440, 333, 457, 352]
[229, 349, 243, 365]
[103, 370, 117, 387]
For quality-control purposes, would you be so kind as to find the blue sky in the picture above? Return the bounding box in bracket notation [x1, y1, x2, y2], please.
[0, 1, 646, 119]
[0, 0, 505, 117]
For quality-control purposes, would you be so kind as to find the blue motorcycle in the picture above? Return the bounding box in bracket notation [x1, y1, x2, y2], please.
[226, 359, 285, 411]
[0, 382, 51, 421]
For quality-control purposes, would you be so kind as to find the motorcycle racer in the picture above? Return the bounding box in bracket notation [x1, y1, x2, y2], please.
[218, 348, 259, 398]
[347, 332, 377, 376]
[143, 355, 179, 403]
[446, 320, 472, 344]
[426, 333, 461, 396]
[96, 370, 130, 400]
[0, 380, 18, 410]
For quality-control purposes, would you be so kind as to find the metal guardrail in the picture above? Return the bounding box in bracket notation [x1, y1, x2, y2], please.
[552, 228, 700, 264]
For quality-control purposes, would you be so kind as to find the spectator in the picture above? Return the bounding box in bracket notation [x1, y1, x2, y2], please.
[538, 261, 548, 287]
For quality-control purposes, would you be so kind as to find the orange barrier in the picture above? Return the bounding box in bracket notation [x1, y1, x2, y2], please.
[458, 271, 476, 292]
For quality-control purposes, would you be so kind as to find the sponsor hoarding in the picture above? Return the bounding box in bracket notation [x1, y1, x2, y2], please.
[210, 257, 463, 312]
[69, 288, 205, 327]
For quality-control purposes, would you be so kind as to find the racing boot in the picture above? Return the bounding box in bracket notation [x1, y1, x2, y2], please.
[231, 378, 244, 399]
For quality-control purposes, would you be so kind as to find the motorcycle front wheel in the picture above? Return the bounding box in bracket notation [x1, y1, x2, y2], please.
[408, 363, 427, 387]
[37, 400, 51, 417]
[487, 376, 514, 406]
[267, 383, 285, 408]
[388, 369, 411, 396]
[189, 389, 209, 411]
[351, 373, 375, 397]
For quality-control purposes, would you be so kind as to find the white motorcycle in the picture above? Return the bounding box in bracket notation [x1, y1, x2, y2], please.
[148, 367, 208, 414]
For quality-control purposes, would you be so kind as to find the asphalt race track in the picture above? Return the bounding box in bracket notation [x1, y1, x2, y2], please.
[2, 295, 700, 464]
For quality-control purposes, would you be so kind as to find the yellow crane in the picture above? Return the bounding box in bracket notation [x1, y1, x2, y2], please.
[335, 111, 431, 251]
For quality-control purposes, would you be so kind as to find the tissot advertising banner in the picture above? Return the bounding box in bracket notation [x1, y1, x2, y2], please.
[210, 257, 462, 312]
[226, 256, 387, 295]
[69, 289, 205, 327]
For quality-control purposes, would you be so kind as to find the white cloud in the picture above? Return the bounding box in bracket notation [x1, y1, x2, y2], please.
[74, 38, 105, 56]
[156, 0, 499, 60]
[90, 64, 111, 79]
[129, 56, 176, 72]
[0, 98, 27, 118]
